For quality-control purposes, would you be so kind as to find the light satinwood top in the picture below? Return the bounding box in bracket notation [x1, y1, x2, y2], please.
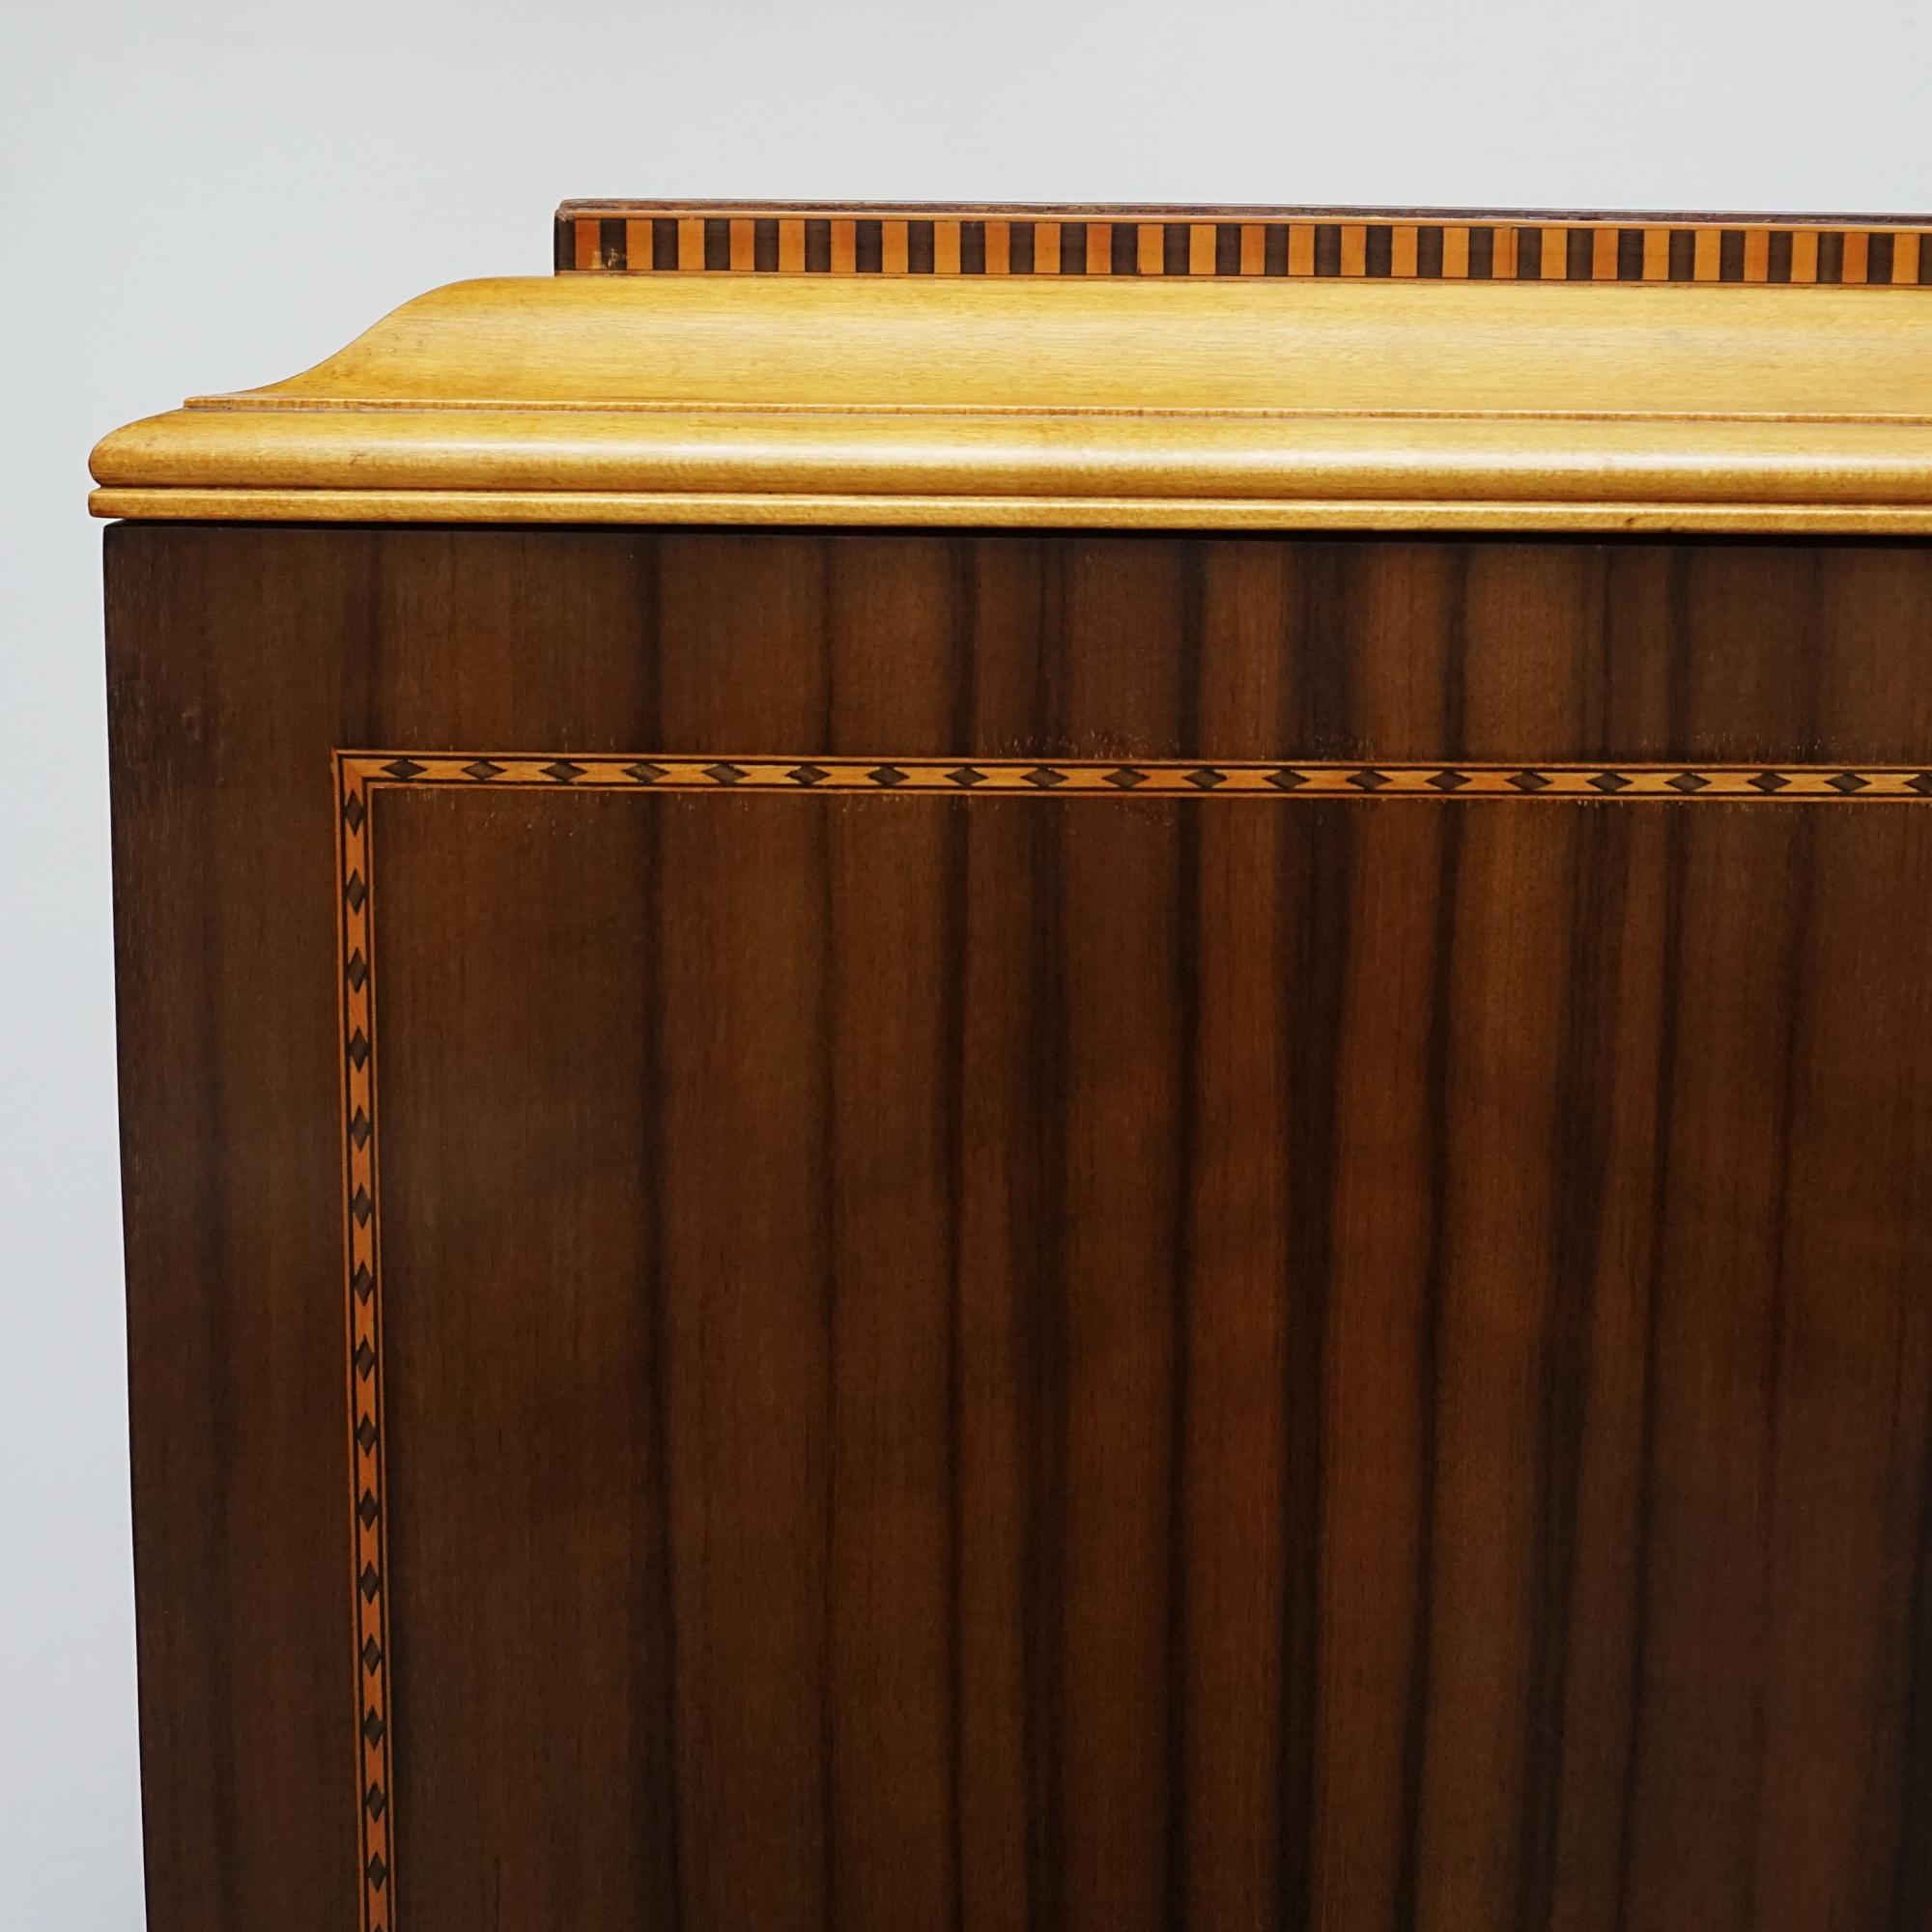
[90, 203, 1932, 533]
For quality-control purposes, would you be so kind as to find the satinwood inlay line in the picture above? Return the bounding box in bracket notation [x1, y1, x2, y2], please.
[353, 753, 1932, 801]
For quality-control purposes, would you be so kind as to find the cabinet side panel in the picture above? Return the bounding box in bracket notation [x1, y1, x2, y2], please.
[104, 525, 1932, 1932]
[105, 525, 363, 1932]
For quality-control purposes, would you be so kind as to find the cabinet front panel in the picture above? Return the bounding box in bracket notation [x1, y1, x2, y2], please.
[108, 526, 1932, 1932]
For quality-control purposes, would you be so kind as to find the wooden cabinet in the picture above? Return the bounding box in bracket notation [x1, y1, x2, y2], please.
[96, 203, 1932, 1932]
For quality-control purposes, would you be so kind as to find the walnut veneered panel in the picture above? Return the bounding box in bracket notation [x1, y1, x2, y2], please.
[109, 526, 1932, 1932]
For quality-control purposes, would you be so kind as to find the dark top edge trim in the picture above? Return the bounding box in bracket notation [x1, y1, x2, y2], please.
[555, 198, 1932, 227]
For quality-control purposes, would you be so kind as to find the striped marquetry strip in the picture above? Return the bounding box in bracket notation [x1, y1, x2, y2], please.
[330, 733, 1932, 1926]
[347, 753, 1932, 800]
[336, 758, 393, 1932]
[555, 205, 1932, 287]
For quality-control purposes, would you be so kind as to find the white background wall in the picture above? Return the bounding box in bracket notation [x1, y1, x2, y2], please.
[4, 3, 1930, 1923]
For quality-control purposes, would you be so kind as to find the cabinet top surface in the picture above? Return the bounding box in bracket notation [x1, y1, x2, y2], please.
[90, 199, 1932, 536]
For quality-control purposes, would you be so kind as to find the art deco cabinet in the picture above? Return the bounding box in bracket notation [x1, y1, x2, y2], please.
[95, 202, 1932, 1932]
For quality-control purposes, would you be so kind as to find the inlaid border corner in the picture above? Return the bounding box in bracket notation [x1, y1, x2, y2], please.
[331, 741, 1932, 1929]
[336, 754, 393, 1932]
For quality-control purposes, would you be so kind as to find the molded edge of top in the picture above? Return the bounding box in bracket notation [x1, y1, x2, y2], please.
[90, 259, 1932, 532]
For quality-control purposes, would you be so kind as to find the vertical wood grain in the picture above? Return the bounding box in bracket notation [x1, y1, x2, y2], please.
[108, 524, 1932, 1932]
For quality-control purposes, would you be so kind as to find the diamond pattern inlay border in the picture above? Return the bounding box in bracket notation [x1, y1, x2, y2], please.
[332, 743, 1932, 1932]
